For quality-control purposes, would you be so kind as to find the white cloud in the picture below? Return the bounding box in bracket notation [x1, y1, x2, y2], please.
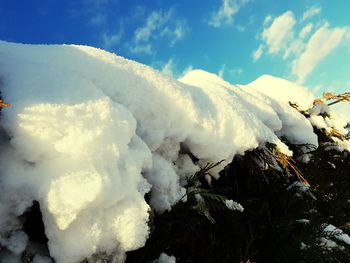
[263, 15, 273, 26]
[252, 44, 263, 62]
[131, 9, 187, 55]
[253, 8, 350, 84]
[158, 58, 193, 79]
[173, 25, 186, 43]
[218, 65, 243, 79]
[311, 84, 323, 96]
[283, 38, 304, 59]
[90, 13, 107, 26]
[302, 6, 321, 21]
[135, 11, 167, 43]
[299, 23, 313, 39]
[208, 0, 249, 27]
[161, 58, 176, 77]
[229, 67, 243, 76]
[292, 23, 349, 84]
[129, 43, 153, 55]
[69, 0, 112, 26]
[236, 25, 246, 32]
[218, 64, 226, 78]
[180, 65, 194, 77]
[262, 11, 296, 55]
[102, 31, 122, 49]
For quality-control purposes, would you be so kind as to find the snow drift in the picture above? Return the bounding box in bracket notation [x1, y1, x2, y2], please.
[0, 41, 339, 262]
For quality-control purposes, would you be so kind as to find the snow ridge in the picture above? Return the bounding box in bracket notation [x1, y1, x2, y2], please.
[0, 41, 321, 262]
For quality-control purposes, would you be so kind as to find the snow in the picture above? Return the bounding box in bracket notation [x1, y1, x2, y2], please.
[146, 154, 186, 212]
[0, 251, 22, 263]
[287, 181, 310, 193]
[324, 224, 350, 246]
[319, 237, 339, 250]
[247, 74, 315, 110]
[32, 255, 53, 263]
[296, 219, 310, 224]
[308, 103, 348, 135]
[246, 74, 318, 146]
[0, 231, 28, 255]
[225, 200, 244, 212]
[0, 41, 346, 262]
[157, 253, 176, 263]
[327, 161, 336, 169]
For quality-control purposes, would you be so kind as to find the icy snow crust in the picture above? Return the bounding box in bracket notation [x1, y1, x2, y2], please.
[0, 41, 318, 262]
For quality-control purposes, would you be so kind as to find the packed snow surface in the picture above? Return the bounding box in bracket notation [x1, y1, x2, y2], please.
[0, 41, 322, 262]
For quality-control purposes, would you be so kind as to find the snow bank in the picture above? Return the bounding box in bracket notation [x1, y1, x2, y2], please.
[246, 74, 318, 146]
[0, 41, 323, 262]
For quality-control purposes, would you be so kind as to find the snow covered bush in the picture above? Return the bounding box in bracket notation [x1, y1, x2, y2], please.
[0, 41, 349, 262]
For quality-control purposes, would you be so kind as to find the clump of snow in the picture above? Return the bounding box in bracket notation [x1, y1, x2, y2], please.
[0, 231, 28, 255]
[296, 219, 310, 224]
[287, 181, 311, 197]
[32, 255, 53, 263]
[324, 224, 350, 246]
[0, 250, 22, 263]
[306, 101, 350, 152]
[248, 75, 315, 110]
[157, 252, 176, 263]
[300, 242, 309, 250]
[0, 41, 331, 262]
[247, 74, 318, 146]
[308, 103, 348, 135]
[146, 154, 186, 213]
[0, 97, 152, 262]
[301, 224, 350, 253]
[319, 237, 340, 250]
[225, 200, 244, 212]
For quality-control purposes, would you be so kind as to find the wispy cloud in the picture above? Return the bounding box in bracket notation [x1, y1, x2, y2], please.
[208, 0, 250, 28]
[252, 44, 263, 62]
[218, 64, 226, 78]
[218, 64, 243, 79]
[102, 31, 122, 49]
[180, 65, 194, 77]
[90, 13, 107, 26]
[130, 43, 153, 55]
[131, 8, 188, 55]
[302, 6, 321, 21]
[231, 68, 243, 75]
[299, 23, 313, 39]
[253, 8, 350, 84]
[158, 58, 193, 79]
[262, 11, 296, 55]
[68, 0, 114, 26]
[292, 24, 348, 83]
[161, 58, 176, 77]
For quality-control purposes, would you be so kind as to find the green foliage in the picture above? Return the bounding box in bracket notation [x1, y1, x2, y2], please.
[183, 160, 236, 223]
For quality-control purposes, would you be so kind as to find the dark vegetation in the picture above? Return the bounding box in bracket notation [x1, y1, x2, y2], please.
[127, 93, 350, 263]
[127, 143, 350, 263]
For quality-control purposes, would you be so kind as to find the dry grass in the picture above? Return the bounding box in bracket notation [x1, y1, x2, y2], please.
[327, 129, 348, 141]
[0, 99, 11, 108]
[313, 91, 350, 106]
[273, 147, 310, 186]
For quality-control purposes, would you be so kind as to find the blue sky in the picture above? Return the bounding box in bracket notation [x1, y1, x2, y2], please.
[1, 0, 349, 96]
